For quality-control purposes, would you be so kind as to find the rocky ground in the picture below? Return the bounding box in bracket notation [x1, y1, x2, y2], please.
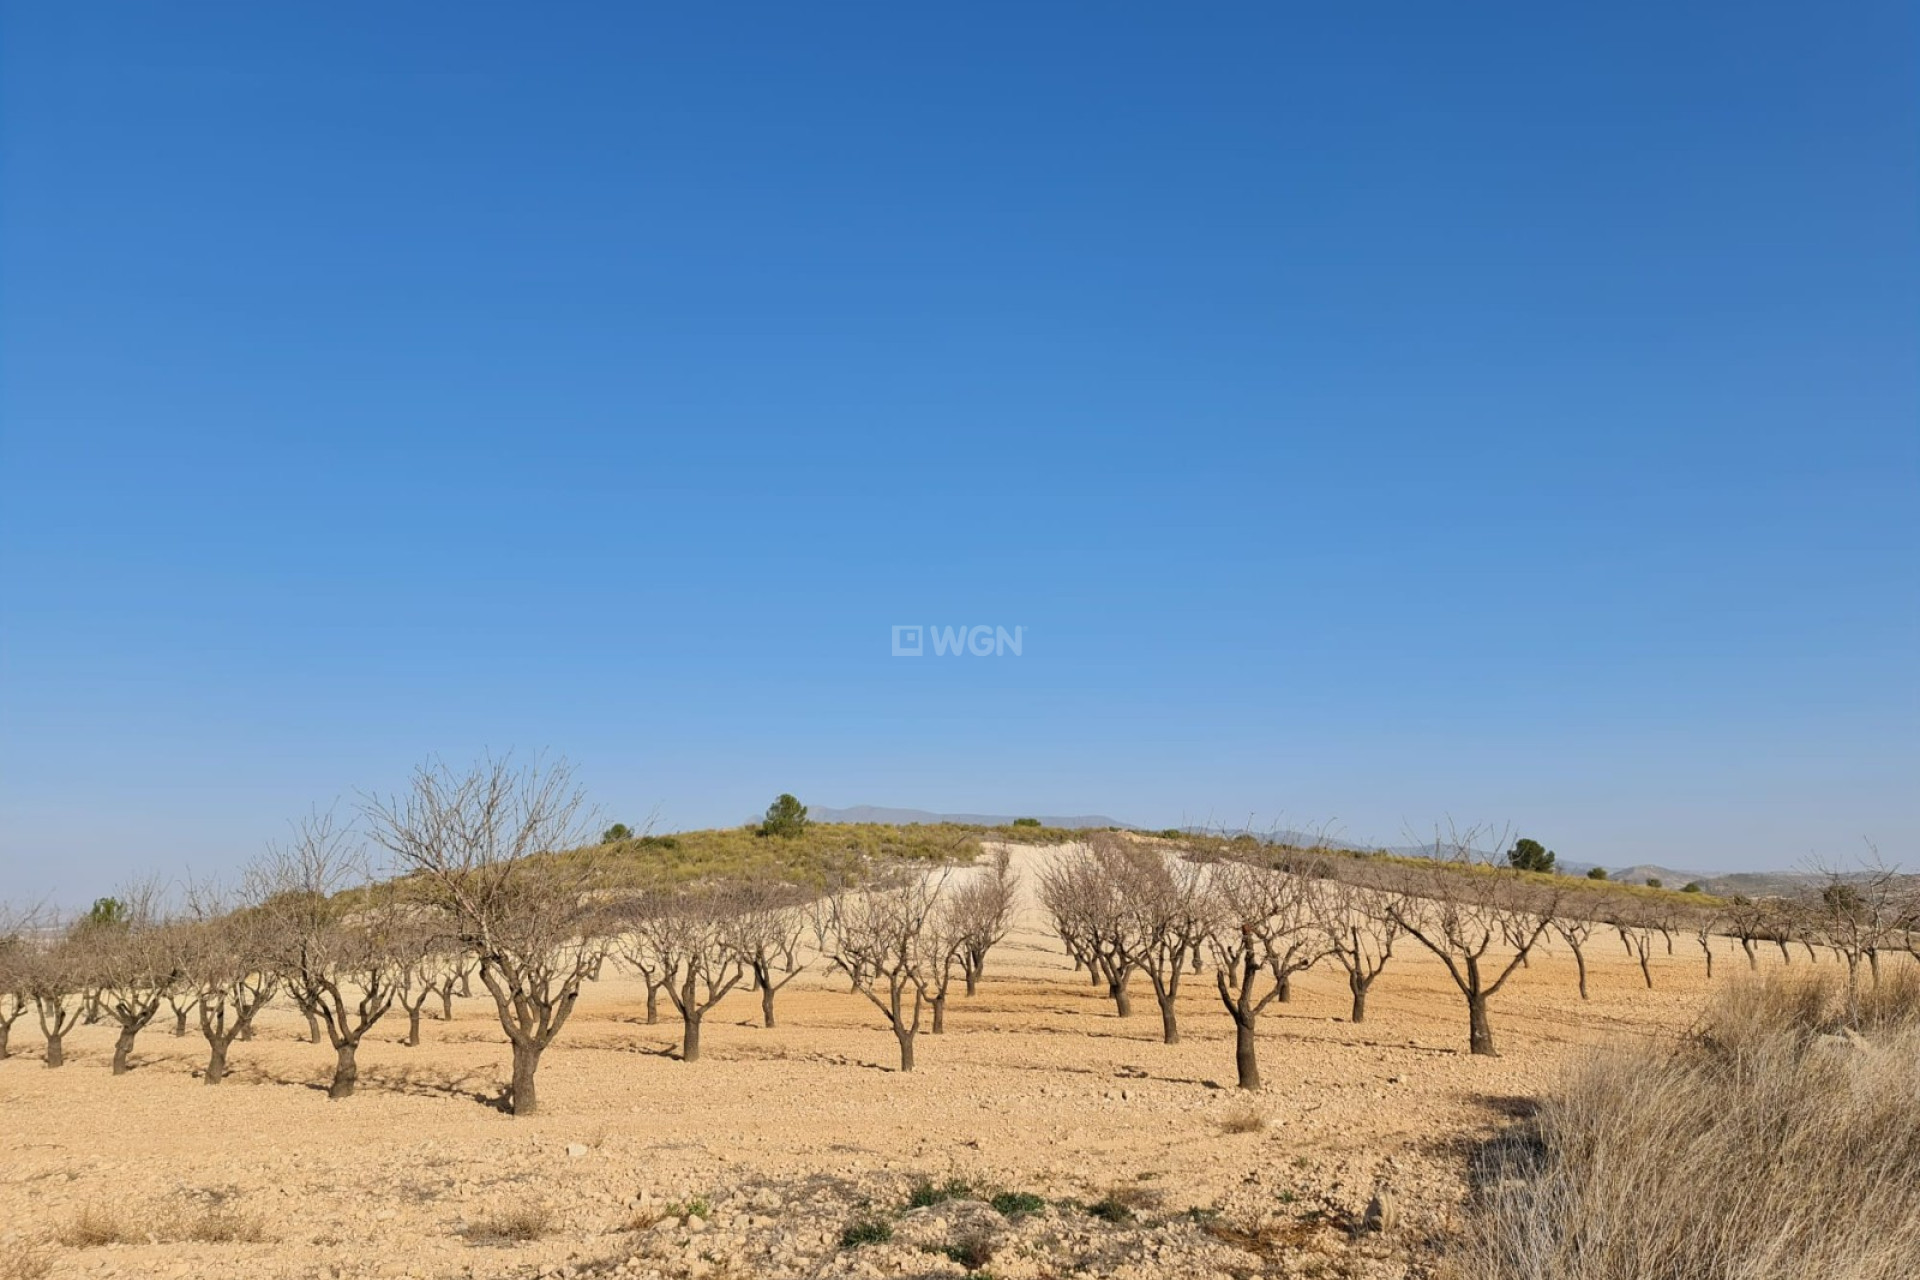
[0, 845, 1732, 1279]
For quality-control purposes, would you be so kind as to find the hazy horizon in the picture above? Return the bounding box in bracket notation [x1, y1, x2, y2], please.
[3, 6, 1915, 905]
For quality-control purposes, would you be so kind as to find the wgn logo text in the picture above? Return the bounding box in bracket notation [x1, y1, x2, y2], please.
[891, 625, 1025, 658]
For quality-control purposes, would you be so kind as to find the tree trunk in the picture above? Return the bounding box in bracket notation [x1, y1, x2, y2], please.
[205, 1039, 228, 1084]
[931, 993, 946, 1035]
[645, 984, 660, 1025]
[304, 1007, 322, 1043]
[1234, 1018, 1259, 1089]
[1157, 993, 1179, 1044]
[112, 1027, 138, 1075]
[458, 969, 472, 997]
[174, 1007, 189, 1036]
[1868, 949, 1881, 987]
[0, 1023, 11, 1059]
[1701, 944, 1715, 980]
[1638, 953, 1653, 989]
[1742, 938, 1757, 970]
[1349, 974, 1368, 1023]
[1573, 947, 1589, 1000]
[239, 1020, 254, 1042]
[761, 981, 776, 1029]
[964, 966, 980, 997]
[682, 1012, 702, 1062]
[1108, 973, 1132, 1018]
[1275, 971, 1292, 1004]
[44, 1032, 65, 1068]
[895, 1026, 916, 1072]
[441, 988, 455, 1021]
[1467, 994, 1496, 1056]
[329, 1042, 359, 1099]
[509, 1041, 540, 1116]
[406, 1006, 422, 1046]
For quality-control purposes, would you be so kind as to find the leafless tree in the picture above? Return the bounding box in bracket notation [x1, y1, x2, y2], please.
[1723, 895, 1770, 970]
[1812, 858, 1902, 1026]
[1036, 841, 1144, 1017]
[950, 848, 1019, 995]
[429, 952, 475, 1021]
[1610, 909, 1659, 989]
[1311, 878, 1400, 1022]
[726, 879, 810, 1029]
[0, 909, 36, 1059]
[1690, 906, 1723, 979]
[25, 929, 85, 1067]
[825, 866, 946, 1071]
[81, 882, 179, 1074]
[362, 755, 602, 1116]
[1385, 829, 1559, 1056]
[1207, 858, 1306, 1089]
[1121, 844, 1215, 1044]
[182, 881, 281, 1085]
[259, 810, 419, 1099]
[1552, 910, 1597, 1000]
[630, 885, 742, 1061]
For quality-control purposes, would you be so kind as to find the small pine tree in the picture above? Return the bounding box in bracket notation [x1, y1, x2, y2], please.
[760, 794, 809, 838]
[1587, 866, 1609, 881]
[83, 897, 128, 929]
[601, 823, 633, 843]
[1506, 838, 1556, 873]
[1011, 817, 1042, 828]
[1646, 877, 1663, 889]
[1682, 882, 1703, 894]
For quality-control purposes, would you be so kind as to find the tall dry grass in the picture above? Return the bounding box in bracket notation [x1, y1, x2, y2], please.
[1456, 966, 1920, 1280]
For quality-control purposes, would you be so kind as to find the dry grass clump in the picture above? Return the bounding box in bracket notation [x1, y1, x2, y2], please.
[464, 1201, 556, 1243]
[179, 1205, 268, 1244]
[1457, 969, 1920, 1280]
[57, 1199, 270, 1249]
[1218, 1103, 1268, 1134]
[57, 1203, 143, 1248]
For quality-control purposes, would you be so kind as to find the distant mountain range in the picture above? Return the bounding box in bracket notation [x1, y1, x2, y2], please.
[810, 805, 1841, 896]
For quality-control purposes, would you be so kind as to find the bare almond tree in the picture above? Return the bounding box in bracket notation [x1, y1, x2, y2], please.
[183, 882, 281, 1085]
[630, 886, 742, 1061]
[25, 930, 85, 1067]
[1690, 907, 1722, 979]
[82, 882, 179, 1074]
[950, 848, 1019, 995]
[726, 879, 810, 1029]
[1724, 895, 1770, 970]
[1120, 843, 1214, 1044]
[1037, 841, 1144, 1017]
[260, 810, 418, 1099]
[1207, 859, 1304, 1090]
[0, 909, 36, 1059]
[1311, 878, 1400, 1022]
[1385, 830, 1559, 1056]
[362, 755, 601, 1116]
[1552, 911, 1597, 1000]
[1813, 859, 1902, 1026]
[825, 867, 946, 1072]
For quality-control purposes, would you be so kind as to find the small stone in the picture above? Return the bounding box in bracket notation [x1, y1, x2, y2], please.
[566, 1143, 590, 1158]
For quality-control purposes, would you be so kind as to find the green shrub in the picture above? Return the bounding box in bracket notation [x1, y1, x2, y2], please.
[907, 1177, 973, 1209]
[989, 1191, 1046, 1218]
[840, 1218, 893, 1248]
[1011, 817, 1041, 828]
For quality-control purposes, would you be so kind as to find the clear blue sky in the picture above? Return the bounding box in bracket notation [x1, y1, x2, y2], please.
[2, 4, 1915, 903]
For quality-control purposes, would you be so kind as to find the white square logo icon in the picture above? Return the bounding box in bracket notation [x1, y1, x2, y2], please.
[891, 624, 923, 657]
